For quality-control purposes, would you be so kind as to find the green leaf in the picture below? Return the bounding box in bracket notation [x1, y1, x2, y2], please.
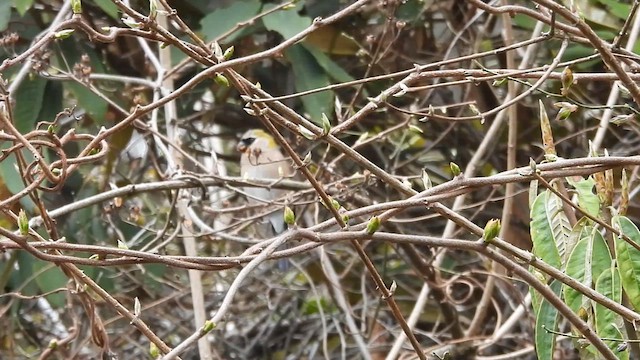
[37, 80, 63, 125]
[396, 0, 426, 23]
[302, 296, 333, 315]
[567, 176, 600, 218]
[55, 43, 108, 122]
[12, 75, 47, 133]
[531, 191, 565, 269]
[534, 280, 562, 360]
[304, 44, 354, 83]
[285, 44, 333, 124]
[93, 0, 119, 19]
[14, 251, 39, 295]
[594, 267, 627, 359]
[563, 228, 610, 314]
[0, 1, 11, 31]
[566, 217, 591, 258]
[13, 0, 34, 16]
[199, 0, 261, 42]
[571, 0, 623, 30]
[596, 0, 631, 20]
[613, 216, 640, 311]
[66, 81, 108, 122]
[262, 2, 311, 40]
[33, 260, 66, 308]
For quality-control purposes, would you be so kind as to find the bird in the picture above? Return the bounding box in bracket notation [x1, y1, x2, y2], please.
[236, 128, 295, 237]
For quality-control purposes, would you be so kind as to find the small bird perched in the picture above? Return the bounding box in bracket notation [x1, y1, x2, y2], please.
[236, 129, 294, 237]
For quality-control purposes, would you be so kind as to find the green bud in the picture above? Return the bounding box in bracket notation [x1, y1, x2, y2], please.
[149, 342, 159, 358]
[561, 66, 574, 96]
[149, 0, 157, 20]
[214, 73, 229, 87]
[117, 239, 128, 249]
[529, 158, 537, 173]
[121, 16, 142, 29]
[482, 219, 501, 243]
[393, 83, 409, 97]
[223, 46, 234, 60]
[553, 101, 578, 120]
[427, 104, 435, 116]
[469, 103, 480, 116]
[611, 113, 635, 125]
[341, 212, 349, 224]
[212, 42, 223, 59]
[203, 320, 216, 333]
[71, 0, 82, 14]
[409, 124, 423, 134]
[331, 198, 341, 211]
[577, 306, 589, 322]
[421, 169, 432, 189]
[492, 77, 507, 87]
[356, 131, 369, 144]
[301, 151, 312, 167]
[54, 29, 75, 39]
[618, 83, 631, 97]
[134, 297, 141, 317]
[48, 339, 58, 349]
[283, 206, 295, 226]
[18, 209, 29, 235]
[366, 216, 380, 235]
[298, 125, 316, 140]
[449, 162, 461, 177]
[321, 113, 331, 135]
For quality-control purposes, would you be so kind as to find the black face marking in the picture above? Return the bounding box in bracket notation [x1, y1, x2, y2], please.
[241, 137, 256, 146]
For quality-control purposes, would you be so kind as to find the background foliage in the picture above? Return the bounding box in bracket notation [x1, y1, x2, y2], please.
[1, 0, 640, 359]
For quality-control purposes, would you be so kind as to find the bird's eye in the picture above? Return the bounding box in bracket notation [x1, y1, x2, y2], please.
[241, 137, 256, 146]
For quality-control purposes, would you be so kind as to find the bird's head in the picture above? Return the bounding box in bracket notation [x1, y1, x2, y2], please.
[236, 129, 279, 155]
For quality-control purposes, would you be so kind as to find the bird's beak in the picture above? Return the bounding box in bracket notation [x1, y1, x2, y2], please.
[237, 142, 247, 153]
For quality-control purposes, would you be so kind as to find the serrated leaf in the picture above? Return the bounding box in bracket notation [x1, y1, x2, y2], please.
[613, 216, 640, 312]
